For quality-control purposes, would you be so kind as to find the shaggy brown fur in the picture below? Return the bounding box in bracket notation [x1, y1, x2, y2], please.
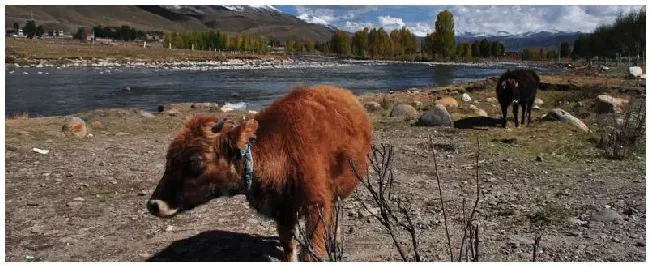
[148, 85, 372, 261]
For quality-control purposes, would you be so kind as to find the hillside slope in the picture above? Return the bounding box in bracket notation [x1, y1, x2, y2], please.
[5, 5, 335, 42]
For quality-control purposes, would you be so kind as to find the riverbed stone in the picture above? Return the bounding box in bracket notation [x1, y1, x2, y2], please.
[62, 117, 88, 138]
[435, 97, 459, 109]
[414, 104, 453, 127]
[390, 104, 419, 119]
[364, 102, 382, 113]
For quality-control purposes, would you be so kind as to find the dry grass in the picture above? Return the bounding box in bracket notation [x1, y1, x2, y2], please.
[5, 38, 283, 64]
[7, 112, 30, 121]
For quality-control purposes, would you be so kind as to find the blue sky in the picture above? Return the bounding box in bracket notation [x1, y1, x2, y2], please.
[273, 5, 645, 36]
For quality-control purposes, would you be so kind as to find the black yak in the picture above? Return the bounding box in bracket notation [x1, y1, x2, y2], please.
[496, 69, 540, 127]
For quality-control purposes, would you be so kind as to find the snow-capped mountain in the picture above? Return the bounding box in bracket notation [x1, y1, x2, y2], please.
[222, 5, 281, 13]
[455, 30, 583, 52]
[296, 14, 338, 31]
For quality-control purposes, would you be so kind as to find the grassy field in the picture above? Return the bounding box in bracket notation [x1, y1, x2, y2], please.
[5, 38, 285, 65]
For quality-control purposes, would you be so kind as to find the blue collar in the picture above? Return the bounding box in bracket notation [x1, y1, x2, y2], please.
[240, 141, 254, 192]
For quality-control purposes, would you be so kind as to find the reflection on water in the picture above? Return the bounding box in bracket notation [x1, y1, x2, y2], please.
[5, 60, 562, 116]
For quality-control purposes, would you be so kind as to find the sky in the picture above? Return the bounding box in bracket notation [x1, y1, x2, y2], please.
[273, 5, 645, 36]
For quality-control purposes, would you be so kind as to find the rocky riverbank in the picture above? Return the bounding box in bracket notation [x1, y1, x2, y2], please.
[5, 66, 646, 262]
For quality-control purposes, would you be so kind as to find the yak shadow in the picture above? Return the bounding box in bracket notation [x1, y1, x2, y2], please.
[454, 116, 503, 130]
[147, 230, 283, 262]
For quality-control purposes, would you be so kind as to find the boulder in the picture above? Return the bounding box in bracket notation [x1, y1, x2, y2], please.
[461, 93, 472, 102]
[139, 110, 156, 118]
[594, 94, 629, 114]
[364, 102, 382, 113]
[469, 104, 488, 117]
[535, 98, 544, 106]
[411, 100, 423, 110]
[90, 120, 104, 129]
[62, 117, 88, 138]
[542, 108, 590, 133]
[590, 208, 623, 223]
[628, 66, 643, 79]
[390, 104, 419, 119]
[414, 104, 453, 127]
[435, 97, 459, 109]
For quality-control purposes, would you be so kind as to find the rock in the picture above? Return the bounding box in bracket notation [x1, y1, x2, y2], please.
[165, 225, 174, 232]
[90, 121, 104, 129]
[62, 117, 89, 138]
[358, 207, 380, 218]
[31, 148, 49, 155]
[623, 207, 639, 216]
[469, 104, 488, 117]
[364, 102, 382, 113]
[567, 217, 588, 225]
[508, 236, 535, 247]
[230, 92, 241, 98]
[435, 97, 459, 109]
[542, 108, 590, 133]
[461, 93, 472, 102]
[536, 155, 544, 162]
[594, 94, 629, 114]
[486, 97, 497, 103]
[73, 197, 85, 202]
[600, 65, 610, 71]
[414, 104, 453, 127]
[66, 201, 82, 207]
[628, 66, 643, 78]
[590, 208, 623, 223]
[123, 87, 131, 91]
[6, 144, 19, 152]
[139, 110, 155, 118]
[411, 100, 423, 110]
[535, 98, 544, 106]
[389, 104, 419, 119]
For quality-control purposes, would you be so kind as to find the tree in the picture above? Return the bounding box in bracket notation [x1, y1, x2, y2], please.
[35, 25, 45, 37]
[421, 32, 437, 58]
[352, 28, 370, 57]
[560, 41, 571, 58]
[23, 20, 37, 39]
[471, 40, 480, 57]
[478, 39, 490, 57]
[73, 27, 87, 41]
[330, 30, 352, 55]
[433, 10, 455, 58]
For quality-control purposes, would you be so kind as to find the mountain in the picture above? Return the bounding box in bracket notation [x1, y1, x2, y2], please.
[4, 5, 336, 42]
[455, 30, 582, 52]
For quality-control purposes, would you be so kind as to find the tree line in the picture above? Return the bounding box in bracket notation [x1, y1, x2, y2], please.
[163, 31, 269, 53]
[572, 8, 645, 59]
[13, 20, 45, 38]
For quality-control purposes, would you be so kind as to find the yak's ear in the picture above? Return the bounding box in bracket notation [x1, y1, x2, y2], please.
[228, 118, 259, 150]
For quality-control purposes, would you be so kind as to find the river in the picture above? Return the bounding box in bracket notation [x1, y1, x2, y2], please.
[4, 57, 563, 116]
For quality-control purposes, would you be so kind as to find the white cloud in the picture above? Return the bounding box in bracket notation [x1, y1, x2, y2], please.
[377, 16, 406, 30]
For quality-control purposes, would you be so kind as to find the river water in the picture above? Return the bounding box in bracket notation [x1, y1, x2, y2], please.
[4, 57, 562, 116]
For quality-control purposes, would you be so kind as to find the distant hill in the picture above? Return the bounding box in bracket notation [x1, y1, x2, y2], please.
[5, 5, 336, 42]
[455, 30, 582, 52]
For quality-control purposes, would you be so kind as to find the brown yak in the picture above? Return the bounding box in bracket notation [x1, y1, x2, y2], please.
[147, 85, 372, 261]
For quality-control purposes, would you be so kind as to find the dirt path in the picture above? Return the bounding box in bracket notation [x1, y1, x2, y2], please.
[4, 71, 646, 262]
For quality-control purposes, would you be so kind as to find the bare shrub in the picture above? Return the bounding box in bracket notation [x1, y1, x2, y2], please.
[349, 137, 483, 262]
[295, 198, 345, 262]
[598, 100, 645, 159]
